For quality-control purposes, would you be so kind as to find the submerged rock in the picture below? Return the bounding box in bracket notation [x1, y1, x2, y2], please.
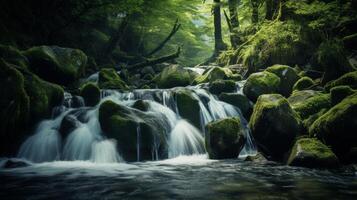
[175, 89, 201, 129]
[209, 80, 236, 95]
[243, 71, 280, 102]
[98, 68, 128, 90]
[249, 94, 301, 160]
[193, 66, 241, 84]
[287, 138, 339, 169]
[293, 76, 315, 91]
[80, 82, 101, 107]
[265, 64, 300, 96]
[288, 90, 331, 120]
[309, 93, 357, 162]
[154, 65, 198, 88]
[219, 93, 252, 119]
[23, 45, 87, 85]
[206, 117, 246, 159]
[2, 159, 31, 169]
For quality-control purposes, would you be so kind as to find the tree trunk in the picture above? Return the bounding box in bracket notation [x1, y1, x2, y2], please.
[228, 0, 240, 47]
[213, 0, 226, 54]
[251, 0, 259, 24]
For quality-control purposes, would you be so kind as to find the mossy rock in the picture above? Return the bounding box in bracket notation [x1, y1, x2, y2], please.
[324, 71, 357, 91]
[205, 117, 246, 159]
[330, 86, 355, 106]
[193, 66, 242, 84]
[317, 40, 353, 83]
[302, 108, 328, 132]
[288, 90, 331, 120]
[23, 45, 87, 85]
[293, 76, 315, 91]
[309, 93, 357, 162]
[219, 93, 252, 119]
[99, 100, 166, 161]
[209, 80, 236, 95]
[175, 89, 201, 129]
[132, 100, 149, 112]
[287, 138, 339, 169]
[0, 60, 30, 155]
[0, 45, 28, 68]
[243, 71, 281, 102]
[154, 65, 198, 88]
[249, 94, 301, 160]
[265, 64, 300, 96]
[80, 83, 100, 107]
[98, 68, 128, 90]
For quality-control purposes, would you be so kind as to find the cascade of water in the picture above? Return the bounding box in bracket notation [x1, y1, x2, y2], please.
[91, 139, 123, 163]
[136, 125, 141, 162]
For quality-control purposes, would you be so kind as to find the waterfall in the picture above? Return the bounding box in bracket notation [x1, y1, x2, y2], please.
[17, 83, 256, 163]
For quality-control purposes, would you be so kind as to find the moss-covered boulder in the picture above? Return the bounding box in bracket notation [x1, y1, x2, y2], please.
[265, 64, 300, 96]
[132, 100, 149, 112]
[0, 45, 28, 68]
[193, 66, 242, 84]
[98, 68, 128, 90]
[99, 100, 165, 161]
[205, 117, 246, 159]
[293, 76, 315, 91]
[0, 60, 30, 155]
[243, 71, 281, 102]
[287, 138, 339, 169]
[219, 93, 252, 119]
[154, 65, 198, 88]
[80, 83, 100, 107]
[288, 90, 331, 120]
[249, 94, 301, 160]
[324, 71, 357, 91]
[23, 46, 87, 85]
[317, 40, 353, 83]
[309, 93, 357, 162]
[175, 89, 200, 129]
[209, 80, 236, 95]
[330, 86, 355, 106]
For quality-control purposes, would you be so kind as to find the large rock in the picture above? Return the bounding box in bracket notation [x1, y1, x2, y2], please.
[99, 100, 166, 161]
[175, 89, 201, 129]
[0, 45, 28, 68]
[324, 71, 357, 91]
[23, 46, 87, 85]
[205, 117, 246, 159]
[330, 86, 355, 106]
[243, 71, 281, 102]
[219, 93, 252, 119]
[154, 65, 198, 88]
[193, 66, 241, 84]
[293, 76, 315, 91]
[98, 68, 128, 90]
[265, 64, 300, 96]
[249, 94, 301, 160]
[209, 80, 236, 95]
[309, 93, 357, 162]
[80, 83, 100, 106]
[287, 138, 339, 169]
[288, 90, 331, 120]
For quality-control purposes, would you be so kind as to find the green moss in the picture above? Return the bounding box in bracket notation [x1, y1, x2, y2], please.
[154, 65, 197, 88]
[23, 46, 87, 85]
[0, 45, 28, 68]
[209, 80, 236, 95]
[193, 66, 241, 84]
[219, 93, 252, 118]
[98, 68, 128, 90]
[205, 117, 246, 159]
[287, 138, 339, 169]
[324, 71, 357, 91]
[265, 64, 300, 96]
[243, 71, 281, 102]
[80, 82, 100, 107]
[132, 100, 149, 112]
[309, 93, 357, 161]
[175, 89, 200, 129]
[330, 86, 355, 106]
[302, 108, 327, 132]
[293, 76, 315, 91]
[288, 91, 331, 119]
[249, 94, 301, 160]
[317, 40, 353, 83]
